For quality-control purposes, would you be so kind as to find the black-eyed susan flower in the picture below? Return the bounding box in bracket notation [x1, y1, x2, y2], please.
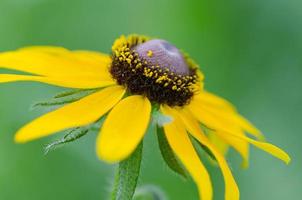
[0, 35, 290, 200]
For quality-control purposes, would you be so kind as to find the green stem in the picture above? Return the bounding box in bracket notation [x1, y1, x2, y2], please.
[111, 142, 143, 200]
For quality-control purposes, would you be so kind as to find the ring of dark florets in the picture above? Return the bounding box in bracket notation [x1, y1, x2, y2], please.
[109, 36, 199, 107]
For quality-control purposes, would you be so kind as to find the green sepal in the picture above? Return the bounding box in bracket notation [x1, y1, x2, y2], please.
[111, 142, 143, 200]
[191, 137, 217, 162]
[53, 89, 93, 98]
[44, 127, 89, 154]
[32, 89, 96, 109]
[156, 126, 187, 179]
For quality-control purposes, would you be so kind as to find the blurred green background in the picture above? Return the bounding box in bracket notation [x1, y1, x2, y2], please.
[0, 0, 301, 199]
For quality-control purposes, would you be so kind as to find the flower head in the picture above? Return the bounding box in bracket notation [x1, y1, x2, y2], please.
[0, 34, 290, 200]
[110, 35, 200, 106]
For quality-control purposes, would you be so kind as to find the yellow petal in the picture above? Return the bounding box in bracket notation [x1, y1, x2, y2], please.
[0, 74, 115, 89]
[0, 46, 113, 80]
[188, 94, 255, 167]
[72, 50, 111, 65]
[234, 114, 264, 140]
[188, 96, 256, 162]
[215, 131, 249, 168]
[202, 104, 263, 140]
[169, 106, 239, 200]
[15, 85, 125, 143]
[97, 95, 151, 163]
[197, 91, 236, 111]
[208, 131, 229, 156]
[21, 47, 112, 69]
[188, 98, 238, 135]
[221, 131, 291, 165]
[208, 132, 249, 169]
[193, 92, 264, 140]
[161, 106, 212, 200]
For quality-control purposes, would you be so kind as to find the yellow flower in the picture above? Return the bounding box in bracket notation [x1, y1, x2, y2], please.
[0, 35, 290, 200]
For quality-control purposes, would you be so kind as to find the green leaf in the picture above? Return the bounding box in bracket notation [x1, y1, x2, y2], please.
[156, 126, 187, 179]
[44, 127, 89, 154]
[112, 142, 143, 200]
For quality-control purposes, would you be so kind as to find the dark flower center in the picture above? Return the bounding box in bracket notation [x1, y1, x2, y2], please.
[110, 35, 200, 107]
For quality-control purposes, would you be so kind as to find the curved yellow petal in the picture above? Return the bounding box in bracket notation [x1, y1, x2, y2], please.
[15, 85, 125, 143]
[0, 46, 113, 80]
[187, 95, 252, 167]
[197, 91, 236, 112]
[202, 104, 263, 140]
[97, 95, 151, 163]
[221, 131, 291, 165]
[234, 114, 264, 140]
[0, 74, 115, 89]
[208, 132, 229, 156]
[193, 92, 264, 140]
[188, 95, 237, 133]
[167, 106, 239, 200]
[215, 131, 249, 168]
[161, 106, 212, 200]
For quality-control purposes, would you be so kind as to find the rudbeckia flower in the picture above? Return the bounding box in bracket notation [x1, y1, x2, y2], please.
[0, 35, 290, 200]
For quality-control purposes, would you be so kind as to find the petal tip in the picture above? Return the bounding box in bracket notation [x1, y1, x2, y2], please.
[240, 160, 249, 169]
[97, 153, 122, 164]
[284, 154, 291, 165]
[14, 133, 28, 144]
[96, 144, 123, 164]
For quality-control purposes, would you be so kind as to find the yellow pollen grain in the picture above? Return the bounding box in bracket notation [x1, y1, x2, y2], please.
[156, 75, 167, 83]
[147, 50, 153, 57]
[126, 58, 132, 64]
[136, 63, 142, 69]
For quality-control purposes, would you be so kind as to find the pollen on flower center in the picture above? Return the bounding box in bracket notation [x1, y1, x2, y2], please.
[110, 35, 202, 106]
[134, 39, 190, 75]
